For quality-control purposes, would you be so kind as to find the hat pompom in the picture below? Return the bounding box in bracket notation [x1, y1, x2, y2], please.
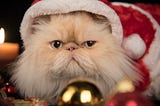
[123, 33, 146, 60]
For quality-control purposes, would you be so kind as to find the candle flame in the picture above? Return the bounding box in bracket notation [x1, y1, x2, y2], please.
[0, 28, 5, 44]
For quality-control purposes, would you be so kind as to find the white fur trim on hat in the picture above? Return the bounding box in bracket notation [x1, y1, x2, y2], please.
[20, 0, 123, 45]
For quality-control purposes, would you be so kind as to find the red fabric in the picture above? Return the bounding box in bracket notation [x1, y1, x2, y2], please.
[135, 3, 160, 25]
[111, 5, 155, 49]
[135, 60, 151, 91]
[32, 0, 41, 5]
[100, 0, 111, 5]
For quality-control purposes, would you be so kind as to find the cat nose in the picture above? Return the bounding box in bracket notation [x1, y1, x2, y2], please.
[66, 43, 78, 51]
[67, 47, 77, 51]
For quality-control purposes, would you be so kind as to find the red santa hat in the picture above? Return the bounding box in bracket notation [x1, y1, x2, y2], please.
[20, 0, 160, 95]
[111, 2, 160, 96]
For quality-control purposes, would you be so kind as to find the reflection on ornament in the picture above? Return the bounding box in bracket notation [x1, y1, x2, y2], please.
[126, 100, 138, 106]
[58, 80, 104, 106]
[80, 90, 92, 103]
[62, 86, 77, 103]
[1, 82, 16, 97]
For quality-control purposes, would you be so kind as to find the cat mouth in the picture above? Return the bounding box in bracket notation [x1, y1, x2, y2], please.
[66, 57, 82, 68]
[67, 57, 79, 65]
[66, 56, 86, 72]
[65, 57, 87, 76]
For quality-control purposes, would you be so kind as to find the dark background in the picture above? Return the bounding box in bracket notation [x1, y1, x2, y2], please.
[0, 0, 160, 51]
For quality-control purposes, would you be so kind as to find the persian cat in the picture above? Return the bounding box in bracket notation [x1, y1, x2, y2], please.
[11, 11, 141, 104]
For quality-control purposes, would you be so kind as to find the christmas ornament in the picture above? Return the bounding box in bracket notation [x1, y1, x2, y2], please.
[105, 91, 154, 106]
[1, 82, 16, 97]
[57, 80, 104, 106]
[104, 80, 154, 106]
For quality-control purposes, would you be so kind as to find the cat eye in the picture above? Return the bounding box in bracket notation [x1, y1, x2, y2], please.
[83, 41, 96, 48]
[50, 40, 63, 49]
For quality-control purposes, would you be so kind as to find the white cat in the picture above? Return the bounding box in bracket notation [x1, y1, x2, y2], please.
[11, 11, 141, 104]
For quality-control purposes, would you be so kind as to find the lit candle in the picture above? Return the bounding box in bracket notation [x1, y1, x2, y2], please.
[0, 28, 19, 63]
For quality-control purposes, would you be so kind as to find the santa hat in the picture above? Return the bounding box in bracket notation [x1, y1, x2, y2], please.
[111, 2, 160, 96]
[20, 0, 123, 45]
[20, 0, 160, 94]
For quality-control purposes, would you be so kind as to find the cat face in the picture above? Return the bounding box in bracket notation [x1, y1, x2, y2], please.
[24, 12, 119, 78]
[11, 11, 140, 104]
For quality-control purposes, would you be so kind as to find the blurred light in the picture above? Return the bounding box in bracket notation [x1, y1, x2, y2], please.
[116, 80, 135, 93]
[0, 28, 5, 44]
[62, 86, 76, 102]
[80, 90, 92, 103]
[6, 83, 9, 86]
[126, 100, 138, 106]
[8, 88, 11, 93]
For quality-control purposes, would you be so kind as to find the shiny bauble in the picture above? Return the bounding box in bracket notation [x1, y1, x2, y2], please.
[58, 80, 104, 106]
[104, 91, 154, 106]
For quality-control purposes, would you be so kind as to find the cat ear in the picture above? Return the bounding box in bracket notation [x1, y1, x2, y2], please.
[30, 15, 51, 34]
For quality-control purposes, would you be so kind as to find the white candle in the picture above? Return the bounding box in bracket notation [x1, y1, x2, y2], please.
[0, 28, 19, 62]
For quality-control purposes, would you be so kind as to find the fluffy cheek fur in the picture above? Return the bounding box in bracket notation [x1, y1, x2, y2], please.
[11, 12, 141, 104]
[12, 36, 140, 104]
